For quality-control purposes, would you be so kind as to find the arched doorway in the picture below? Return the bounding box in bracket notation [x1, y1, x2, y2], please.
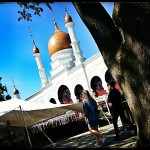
[58, 85, 73, 104]
[49, 98, 56, 104]
[105, 70, 121, 90]
[105, 70, 114, 83]
[91, 76, 107, 97]
[74, 84, 84, 102]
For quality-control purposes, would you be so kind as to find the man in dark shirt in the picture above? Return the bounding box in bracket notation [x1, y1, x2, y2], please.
[107, 80, 136, 140]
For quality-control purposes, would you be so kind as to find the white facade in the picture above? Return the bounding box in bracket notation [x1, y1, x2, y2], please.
[50, 48, 75, 76]
[14, 94, 21, 99]
[33, 52, 48, 88]
[26, 51, 109, 104]
[65, 22, 85, 65]
[26, 14, 109, 105]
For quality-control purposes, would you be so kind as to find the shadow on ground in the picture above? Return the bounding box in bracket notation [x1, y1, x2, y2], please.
[42, 124, 136, 148]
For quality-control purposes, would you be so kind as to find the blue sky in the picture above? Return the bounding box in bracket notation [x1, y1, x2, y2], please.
[0, 2, 114, 99]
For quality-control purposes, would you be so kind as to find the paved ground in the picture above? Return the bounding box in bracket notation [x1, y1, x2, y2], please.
[43, 119, 136, 148]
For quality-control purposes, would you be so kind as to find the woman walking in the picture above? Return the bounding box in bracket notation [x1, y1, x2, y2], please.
[82, 90, 106, 147]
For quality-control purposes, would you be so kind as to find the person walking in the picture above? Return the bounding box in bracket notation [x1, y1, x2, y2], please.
[82, 90, 106, 147]
[107, 80, 137, 141]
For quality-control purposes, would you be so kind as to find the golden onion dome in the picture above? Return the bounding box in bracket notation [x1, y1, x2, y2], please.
[65, 13, 73, 24]
[48, 22, 72, 56]
[33, 45, 40, 54]
[13, 88, 19, 95]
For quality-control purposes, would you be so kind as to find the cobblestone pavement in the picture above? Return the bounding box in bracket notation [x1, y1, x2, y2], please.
[43, 119, 136, 148]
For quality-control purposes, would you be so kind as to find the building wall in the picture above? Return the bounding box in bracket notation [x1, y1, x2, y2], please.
[84, 52, 108, 90]
[26, 51, 109, 104]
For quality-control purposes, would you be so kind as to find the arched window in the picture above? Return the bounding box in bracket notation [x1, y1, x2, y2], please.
[74, 84, 84, 102]
[49, 98, 56, 104]
[58, 85, 73, 104]
[105, 70, 114, 83]
[105, 70, 121, 90]
[91, 76, 107, 97]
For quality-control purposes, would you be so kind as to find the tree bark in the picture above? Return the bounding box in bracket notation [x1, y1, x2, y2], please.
[73, 2, 150, 147]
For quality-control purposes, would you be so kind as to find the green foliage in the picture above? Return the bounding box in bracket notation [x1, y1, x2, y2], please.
[17, 2, 53, 22]
[0, 77, 10, 101]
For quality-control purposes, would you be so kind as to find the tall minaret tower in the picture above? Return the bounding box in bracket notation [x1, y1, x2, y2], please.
[29, 27, 48, 88]
[12, 77, 21, 99]
[64, 6, 85, 66]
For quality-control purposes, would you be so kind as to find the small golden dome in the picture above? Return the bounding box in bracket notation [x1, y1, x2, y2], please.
[13, 88, 19, 95]
[33, 45, 40, 54]
[65, 13, 73, 24]
[6, 94, 11, 100]
[48, 23, 72, 56]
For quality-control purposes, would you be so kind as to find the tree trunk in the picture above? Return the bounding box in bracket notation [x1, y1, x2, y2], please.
[73, 2, 150, 147]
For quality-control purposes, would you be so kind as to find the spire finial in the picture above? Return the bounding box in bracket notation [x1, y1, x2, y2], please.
[54, 21, 59, 31]
[64, 6, 67, 13]
[29, 26, 36, 46]
[12, 76, 15, 88]
[51, 8, 56, 23]
[63, 2, 67, 13]
[63, 3, 73, 24]
[49, 6, 59, 31]
[46, 3, 59, 31]
[45, 3, 56, 24]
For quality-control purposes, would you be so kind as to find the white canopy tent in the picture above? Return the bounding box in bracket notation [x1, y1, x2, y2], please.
[0, 98, 110, 148]
[0, 98, 83, 127]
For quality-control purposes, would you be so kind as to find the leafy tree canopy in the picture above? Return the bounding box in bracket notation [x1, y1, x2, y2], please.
[17, 2, 53, 22]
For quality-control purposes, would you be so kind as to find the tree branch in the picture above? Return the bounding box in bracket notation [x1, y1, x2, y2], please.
[73, 2, 122, 55]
